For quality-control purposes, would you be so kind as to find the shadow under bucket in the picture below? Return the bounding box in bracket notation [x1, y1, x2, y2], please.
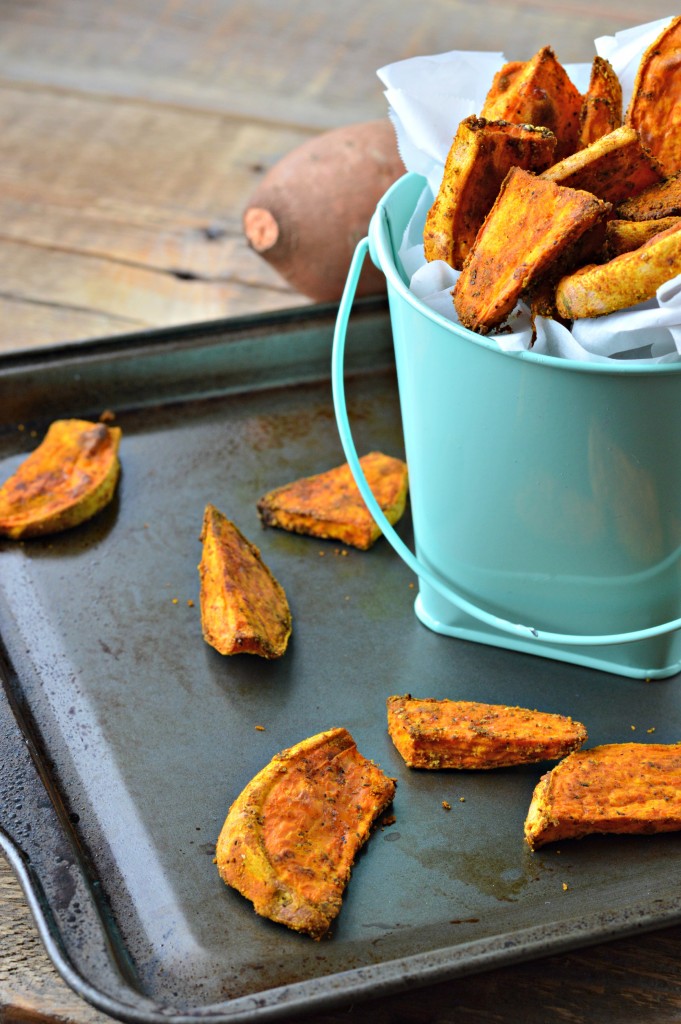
[332, 172, 681, 679]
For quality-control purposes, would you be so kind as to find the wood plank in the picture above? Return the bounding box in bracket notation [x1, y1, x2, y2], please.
[0, 0, 675, 131]
[0, 84, 311, 351]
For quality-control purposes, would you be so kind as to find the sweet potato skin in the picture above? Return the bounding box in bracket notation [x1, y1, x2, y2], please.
[605, 216, 681, 258]
[424, 116, 556, 270]
[616, 172, 681, 221]
[0, 419, 121, 539]
[578, 55, 622, 148]
[215, 727, 396, 939]
[555, 218, 681, 319]
[198, 503, 291, 658]
[525, 743, 681, 849]
[626, 16, 681, 176]
[257, 451, 408, 550]
[386, 695, 587, 769]
[480, 46, 582, 160]
[540, 125, 663, 205]
[243, 119, 404, 302]
[453, 166, 611, 333]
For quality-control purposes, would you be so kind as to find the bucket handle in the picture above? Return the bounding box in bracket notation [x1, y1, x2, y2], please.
[332, 237, 681, 648]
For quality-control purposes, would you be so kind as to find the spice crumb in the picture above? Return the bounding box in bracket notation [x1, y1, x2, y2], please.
[171, 598, 179, 605]
[187, 599, 195, 607]
[562, 882, 569, 892]
[647, 727, 656, 734]
[442, 800, 451, 811]
[255, 725, 266, 732]
[631, 725, 636, 731]
[459, 797, 466, 803]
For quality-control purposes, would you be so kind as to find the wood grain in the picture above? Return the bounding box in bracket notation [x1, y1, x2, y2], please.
[0, 0, 675, 352]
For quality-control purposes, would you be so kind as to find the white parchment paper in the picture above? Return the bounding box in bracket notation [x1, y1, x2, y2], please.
[377, 18, 681, 363]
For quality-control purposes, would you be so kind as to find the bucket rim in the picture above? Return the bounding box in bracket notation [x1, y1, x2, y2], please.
[371, 172, 681, 377]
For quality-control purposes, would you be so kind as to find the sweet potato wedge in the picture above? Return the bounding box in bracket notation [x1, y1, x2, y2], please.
[424, 116, 556, 270]
[198, 503, 291, 658]
[257, 451, 408, 550]
[481, 61, 525, 111]
[480, 46, 582, 160]
[386, 695, 587, 770]
[555, 218, 681, 319]
[0, 419, 121, 539]
[453, 166, 610, 333]
[605, 216, 681, 258]
[578, 55, 622, 148]
[215, 727, 396, 939]
[540, 125, 664, 205]
[616, 172, 681, 221]
[626, 16, 681, 176]
[525, 742, 681, 849]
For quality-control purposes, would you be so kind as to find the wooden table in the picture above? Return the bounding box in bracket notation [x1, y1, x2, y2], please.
[2, 2, 681, 1022]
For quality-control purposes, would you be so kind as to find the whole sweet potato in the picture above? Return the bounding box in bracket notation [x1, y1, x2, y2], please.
[243, 119, 404, 302]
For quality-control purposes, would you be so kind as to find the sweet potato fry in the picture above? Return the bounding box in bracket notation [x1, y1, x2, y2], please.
[555, 218, 681, 319]
[480, 46, 582, 160]
[215, 727, 396, 939]
[540, 125, 663, 205]
[453, 166, 610, 333]
[386, 695, 587, 769]
[198, 503, 291, 658]
[424, 116, 556, 270]
[257, 451, 408, 550]
[616, 172, 681, 221]
[626, 16, 681, 176]
[578, 55, 622, 148]
[605, 216, 681, 258]
[481, 60, 525, 110]
[525, 743, 681, 849]
[0, 419, 121, 539]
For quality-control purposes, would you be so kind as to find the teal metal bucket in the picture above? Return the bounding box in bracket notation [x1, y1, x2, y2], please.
[332, 172, 681, 679]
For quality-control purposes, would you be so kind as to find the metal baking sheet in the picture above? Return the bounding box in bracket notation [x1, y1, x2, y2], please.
[2, 300, 681, 1024]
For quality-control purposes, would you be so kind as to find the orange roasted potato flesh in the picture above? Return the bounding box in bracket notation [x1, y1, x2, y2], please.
[198, 503, 291, 658]
[453, 166, 610, 333]
[605, 216, 681, 258]
[256, 451, 408, 550]
[480, 46, 582, 160]
[0, 418, 121, 539]
[626, 16, 681, 176]
[555, 218, 681, 319]
[540, 125, 663, 205]
[525, 742, 681, 849]
[578, 55, 622, 148]
[481, 60, 525, 112]
[424, 116, 556, 270]
[386, 695, 587, 769]
[616, 172, 681, 221]
[215, 727, 396, 939]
